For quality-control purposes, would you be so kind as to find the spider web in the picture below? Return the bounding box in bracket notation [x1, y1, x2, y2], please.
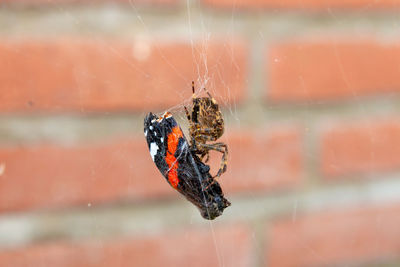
[126, 1, 242, 265]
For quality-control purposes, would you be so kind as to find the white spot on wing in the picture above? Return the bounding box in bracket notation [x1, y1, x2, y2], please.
[149, 126, 153, 130]
[144, 130, 148, 137]
[149, 142, 159, 161]
[160, 137, 164, 143]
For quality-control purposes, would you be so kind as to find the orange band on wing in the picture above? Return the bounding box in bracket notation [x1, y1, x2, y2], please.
[165, 126, 183, 189]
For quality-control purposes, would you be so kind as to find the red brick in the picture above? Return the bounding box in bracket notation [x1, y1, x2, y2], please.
[267, 40, 400, 102]
[0, 39, 247, 112]
[321, 119, 400, 178]
[216, 127, 303, 194]
[203, 0, 400, 9]
[0, 137, 173, 212]
[0, 224, 252, 267]
[267, 203, 400, 267]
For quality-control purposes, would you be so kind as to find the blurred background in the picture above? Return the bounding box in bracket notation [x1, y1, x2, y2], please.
[1, 0, 400, 266]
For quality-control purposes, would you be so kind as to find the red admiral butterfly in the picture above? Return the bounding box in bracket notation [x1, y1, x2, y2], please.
[144, 111, 230, 220]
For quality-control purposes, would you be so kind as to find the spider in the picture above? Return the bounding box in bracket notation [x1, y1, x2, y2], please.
[184, 81, 228, 182]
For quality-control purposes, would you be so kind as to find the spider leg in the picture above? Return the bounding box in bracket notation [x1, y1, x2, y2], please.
[184, 106, 191, 121]
[195, 142, 228, 189]
[198, 151, 210, 163]
[204, 153, 210, 163]
[207, 142, 228, 178]
[207, 92, 213, 99]
[202, 87, 218, 105]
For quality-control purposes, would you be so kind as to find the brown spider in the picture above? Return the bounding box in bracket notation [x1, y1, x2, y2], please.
[184, 81, 228, 182]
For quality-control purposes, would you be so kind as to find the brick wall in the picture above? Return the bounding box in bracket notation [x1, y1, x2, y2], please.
[1, 1, 400, 266]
